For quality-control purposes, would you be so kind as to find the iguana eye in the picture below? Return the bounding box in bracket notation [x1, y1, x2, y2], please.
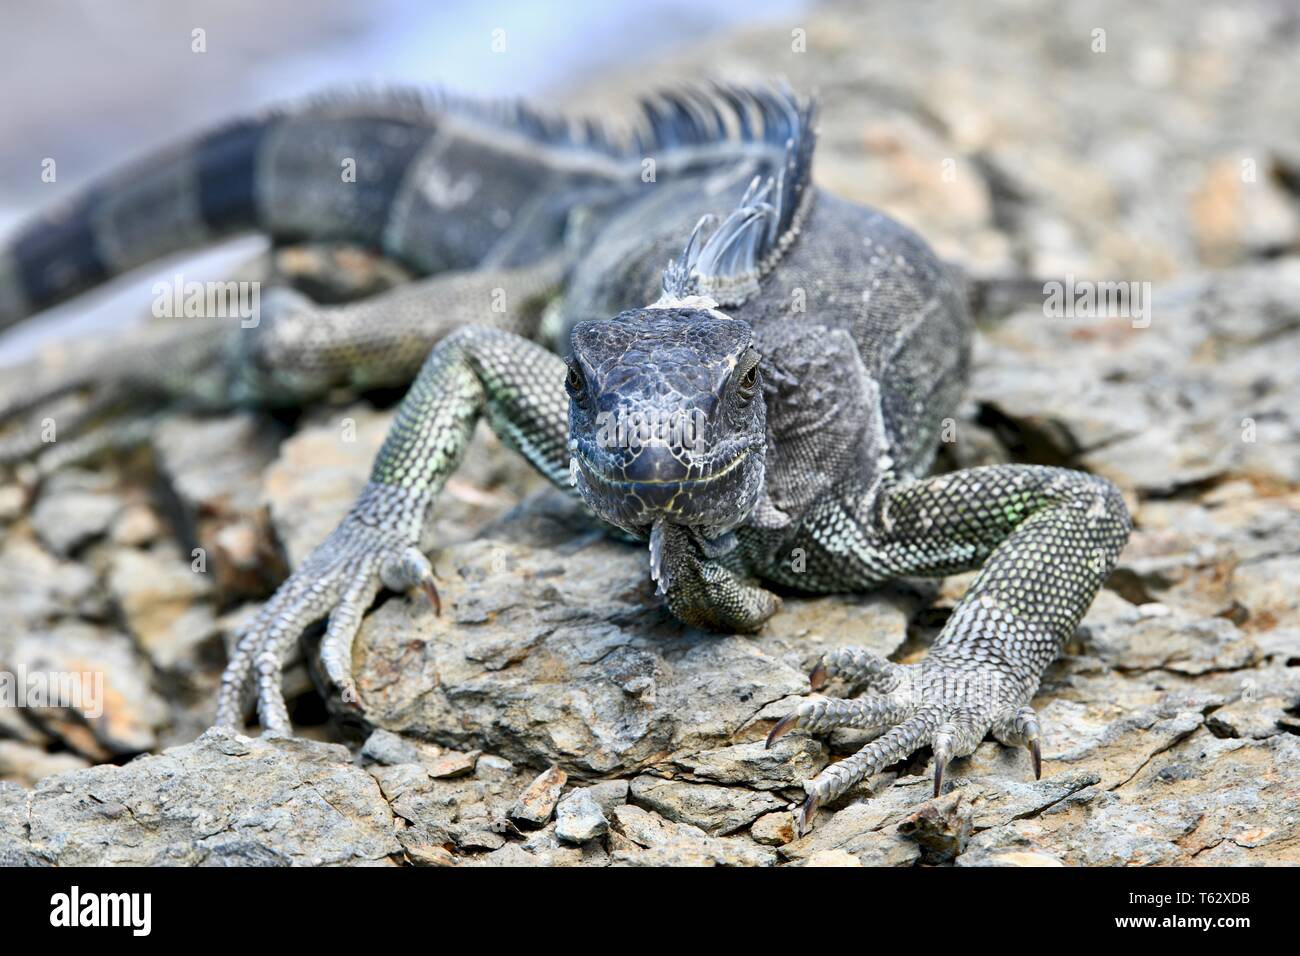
[737, 352, 760, 396]
[565, 363, 586, 396]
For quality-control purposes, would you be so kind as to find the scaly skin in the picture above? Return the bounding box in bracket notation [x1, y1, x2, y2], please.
[214, 325, 572, 728]
[0, 85, 787, 466]
[205, 86, 1130, 837]
[763, 464, 1130, 832]
[6, 83, 1131, 834]
[0, 255, 564, 473]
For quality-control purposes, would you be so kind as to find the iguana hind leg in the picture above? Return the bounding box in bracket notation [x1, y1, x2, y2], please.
[0, 255, 565, 475]
[230, 253, 566, 404]
[767, 464, 1130, 834]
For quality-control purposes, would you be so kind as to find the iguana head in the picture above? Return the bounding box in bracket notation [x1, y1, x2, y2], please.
[566, 302, 766, 538]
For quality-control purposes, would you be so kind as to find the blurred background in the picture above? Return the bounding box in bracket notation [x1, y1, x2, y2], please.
[5, 0, 1299, 368]
[0, 0, 802, 362]
[2, 3, 1299, 867]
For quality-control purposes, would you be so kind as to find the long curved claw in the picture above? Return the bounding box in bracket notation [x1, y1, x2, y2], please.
[383, 545, 442, 616]
[932, 722, 955, 798]
[420, 576, 442, 617]
[992, 704, 1044, 783]
[1019, 707, 1042, 780]
[766, 710, 802, 749]
[809, 658, 829, 691]
[795, 794, 819, 838]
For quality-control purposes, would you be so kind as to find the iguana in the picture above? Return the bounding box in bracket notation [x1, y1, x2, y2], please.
[0, 84, 1130, 835]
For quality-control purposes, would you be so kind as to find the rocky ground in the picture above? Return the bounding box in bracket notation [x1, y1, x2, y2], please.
[2, 0, 1299, 866]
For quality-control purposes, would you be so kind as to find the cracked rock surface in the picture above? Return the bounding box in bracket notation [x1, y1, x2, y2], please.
[2, 0, 1299, 865]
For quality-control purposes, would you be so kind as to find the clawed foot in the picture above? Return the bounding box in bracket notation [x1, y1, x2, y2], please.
[214, 484, 440, 734]
[767, 646, 1043, 836]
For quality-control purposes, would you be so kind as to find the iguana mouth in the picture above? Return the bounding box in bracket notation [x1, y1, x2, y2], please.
[572, 439, 762, 532]
[575, 446, 750, 489]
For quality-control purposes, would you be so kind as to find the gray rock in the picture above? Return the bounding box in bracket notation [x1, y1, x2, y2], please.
[509, 765, 567, 828]
[398, 834, 456, 867]
[153, 413, 286, 599]
[23, 730, 401, 865]
[353, 494, 905, 780]
[959, 768, 1102, 831]
[1207, 697, 1297, 740]
[629, 776, 785, 836]
[0, 782, 49, 866]
[897, 792, 973, 863]
[802, 848, 865, 867]
[360, 729, 424, 767]
[383, 774, 515, 853]
[554, 788, 609, 843]
[0, 532, 99, 631]
[108, 503, 162, 547]
[608, 804, 777, 867]
[668, 738, 829, 791]
[1001, 695, 1207, 792]
[1231, 555, 1300, 628]
[473, 823, 609, 867]
[30, 470, 123, 556]
[475, 754, 515, 778]
[8, 621, 168, 758]
[779, 801, 922, 867]
[428, 750, 481, 779]
[954, 729, 1300, 867]
[106, 544, 219, 676]
[360, 728, 480, 778]
[584, 779, 630, 814]
[1079, 598, 1258, 676]
[750, 811, 795, 846]
[0, 741, 89, 788]
[956, 832, 1066, 868]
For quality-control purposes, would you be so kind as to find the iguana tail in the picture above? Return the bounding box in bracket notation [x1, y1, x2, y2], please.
[0, 83, 818, 332]
[0, 98, 451, 330]
[0, 88, 624, 331]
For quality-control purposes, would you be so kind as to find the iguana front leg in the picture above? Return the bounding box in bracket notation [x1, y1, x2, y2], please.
[767, 464, 1130, 834]
[650, 520, 781, 632]
[214, 325, 573, 733]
